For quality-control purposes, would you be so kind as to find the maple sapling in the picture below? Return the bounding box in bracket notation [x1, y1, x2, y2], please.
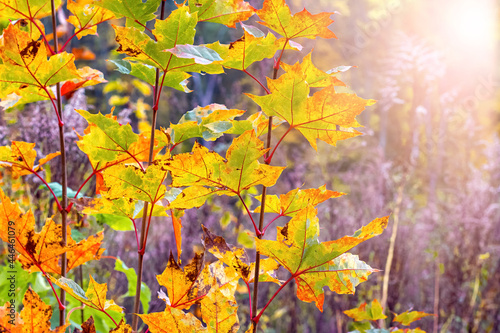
[0, 1, 390, 332]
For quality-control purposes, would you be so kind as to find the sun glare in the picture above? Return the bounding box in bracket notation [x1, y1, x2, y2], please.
[443, 0, 497, 53]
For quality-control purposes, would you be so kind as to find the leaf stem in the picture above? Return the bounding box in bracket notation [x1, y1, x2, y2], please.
[50, 0, 68, 327]
[132, 3, 166, 331]
[32, 171, 63, 212]
[253, 275, 295, 324]
[43, 271, 66, 311]
[251, 43, 287, 332]
[264, 126, 292, 164]
[243, 69, 270, 94]
[237, 193, 261, 237]
[245, 280, 253, 319]
[261, 213, 283, 235]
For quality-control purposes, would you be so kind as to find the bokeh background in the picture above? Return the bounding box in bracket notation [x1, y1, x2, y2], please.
[1, 0, 499, 332]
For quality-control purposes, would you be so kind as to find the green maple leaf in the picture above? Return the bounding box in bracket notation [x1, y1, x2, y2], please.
[95, 0, 160, 30]
[247, 57, 375, 150]
[256, 205, 389, 311]
[112, 5, 225, 89]
[189, 0, 255, 28]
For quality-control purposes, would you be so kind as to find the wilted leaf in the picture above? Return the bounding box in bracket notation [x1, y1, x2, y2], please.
[2, 288, 70, 332]
[0, 189, 104, 274]
[202, 225, 280, 284]
[156, 252, 205, 310]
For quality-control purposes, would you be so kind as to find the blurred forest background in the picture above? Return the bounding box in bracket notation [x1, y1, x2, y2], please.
[0, 0, 499, 332]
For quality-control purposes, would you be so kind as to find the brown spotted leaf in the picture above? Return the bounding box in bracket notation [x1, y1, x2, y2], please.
[0, 188, 104, 274]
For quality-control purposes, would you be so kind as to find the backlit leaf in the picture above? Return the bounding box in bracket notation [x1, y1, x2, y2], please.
[95, 0, 160, 30]
[202, 225, 280, 284]
[0, 188, 104, 274]
[164, 130, 284, 209]
[112, 5, 225, 84]
[393, 310, 435, 326]
[76, 109, 167, 175]
[343, 299, 387, 321]
[281, 53, 346, 88]
[0, 25, 80, 108]
[0, 0, 62, 20]
[67, 0, 115, 39]
[50, 275, 124, 314]
[247, 60, 375, 150]
[170, 104, 245, 143]
[256, 205, 388, 311]
[0, 287, 69, 332]
[189, 0, 255, 28]
[139, 306, 206, 333]
[256, 0, 336, 40]
[222, 29, 282, 71]
[156, 252, 205, 310]
[254, 185, 344, 217]
[0, 141, 59, 178]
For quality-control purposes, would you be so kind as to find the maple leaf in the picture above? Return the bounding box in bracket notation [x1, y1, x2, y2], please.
[200, 287, 239, 333]
[0, 141, 59, 178]
[0, 288, 69, 332]
[67, 0, 115, 39]
[143, 257, 240, 332]
[202, 225, 280, 284]
[254, 185, 344, 217]
[256, 205, 389, 311]
[0, 25, 80, 108]
[226, 111, 283, 137]
[109, 320, 133, 333]
[247, 59, 375, 150]
[170, 104, 246, 144]
[96, 0, 160, 30]
[0, 0, 62, 20]
[139, 306, 206, 333]
[222, 27, 282, 71]
[61, 66, 107, 99]
[112, 5, 225, 89]
[99, 159, 169, 206]
[189, 0, 255, 28]
[256, 0, 337, 40]
[156, 252, 205, 310]
[343, 299, 387, 321]
[50, 275, 124, 314]
[393, 310, 435, 326]
[0, 189, 104, 274]
[76, 109, 165, 168]
[280, 53, 346, 88]
[73, 316, 97, 333]
[163, 130, 284, 209]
